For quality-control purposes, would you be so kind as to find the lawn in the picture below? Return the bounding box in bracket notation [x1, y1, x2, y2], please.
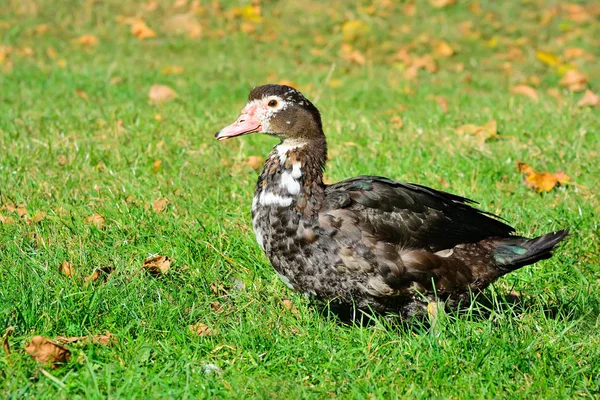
[1, 0, 599, 398]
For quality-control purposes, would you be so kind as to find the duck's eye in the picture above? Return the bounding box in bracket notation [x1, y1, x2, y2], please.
[268, 99, 278, 108]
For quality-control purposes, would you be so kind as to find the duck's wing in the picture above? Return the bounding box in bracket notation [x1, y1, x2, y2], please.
[321, 176, 515, 252]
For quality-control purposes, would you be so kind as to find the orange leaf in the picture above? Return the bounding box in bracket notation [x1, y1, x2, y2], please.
[517, 162, 570, 193]
[246, 156, 263, 171]
[86, 213, 105, 229]
[152, 197, 169, 213]
[189, 322, 215, 336]
[390, 116, 403, 129]
[131, 20, 156, 40]
[577, 90, 599, 108]
[510, 84, 539, 102]
[559, 70, 588, 92]
[75, 35, 98, 46]
[59, 261, 75, 278]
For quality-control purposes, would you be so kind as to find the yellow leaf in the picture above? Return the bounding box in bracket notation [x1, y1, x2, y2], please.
[535, 51, 560, 67]
[161, 65, 184, 75]
[328, 79, 343, 88]
[342, 20, 370, 42]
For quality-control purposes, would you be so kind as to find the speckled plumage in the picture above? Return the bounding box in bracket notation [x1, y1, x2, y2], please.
[217, 84, 569, 320]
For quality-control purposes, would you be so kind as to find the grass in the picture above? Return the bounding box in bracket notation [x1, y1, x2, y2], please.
[1, 0, 599, 398]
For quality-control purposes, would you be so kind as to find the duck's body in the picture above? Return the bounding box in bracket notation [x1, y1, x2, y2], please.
[217, 84, 568, 319]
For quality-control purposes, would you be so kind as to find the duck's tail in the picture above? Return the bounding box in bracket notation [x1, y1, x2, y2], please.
[492, 228, 570, 272]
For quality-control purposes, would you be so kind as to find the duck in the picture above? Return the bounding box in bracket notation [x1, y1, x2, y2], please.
[215, 84, 569, 320]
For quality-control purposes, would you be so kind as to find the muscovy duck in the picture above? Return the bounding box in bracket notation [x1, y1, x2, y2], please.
[215, 84, 569, 319]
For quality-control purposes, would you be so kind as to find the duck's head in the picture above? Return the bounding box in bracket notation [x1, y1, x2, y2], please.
[215, 84, 323, 142]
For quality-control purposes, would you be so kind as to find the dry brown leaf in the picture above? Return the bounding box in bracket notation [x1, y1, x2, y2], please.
[149, 84, 177, 103]
[559, 70, 588, 92]
[142, 0, 159, 11]
[59, 261, 75, 278]
[246, 156, 263, 171]
[143, 255, 171, 276]
[55, 332, 115, 346]
[161, 65, 184, 75]
[430, 95, 449, 112]
[152, 198, 169, 213]
[163, 13, 202, 38]
[430, 0, 456, 8]
[510, 84, 539, 102]
[281, 299, 300, 317]
[455, 120, 498, 146]
[3, 327, 14, 355]
[75, 89, 89, 101]
[0, 214, 16, 225]
[15, 204, 28, 218]
[85, 266, 114, 284]
[86, 213, 105, 229]
[25, 336, 71, 368]
[27, 211, 46, 224]
[577, 90, 599, 108]
[131, 20, 156, 40]
[517, 162, 570, 193]
[340, 44, 366, 65]
[189, 322, 215, 336]
[75, 35, 98, 46]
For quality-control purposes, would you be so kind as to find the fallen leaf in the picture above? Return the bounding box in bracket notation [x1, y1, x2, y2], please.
[59, 261, 75, 278]
[3, 327, 14, 355]
[142, 0, 159, 11]
[55, 332, 115, 346]
[86, 213, 105, 229]
[25, 336, 71, 368]
[536, 50, 560, 67]
[75, 35, 98, 46]
[342, 20, 370, 42]
[577, 90, 599, 107]
[143, 255, 171, 276]
[75, 89, 89, 101]
[327, 79, 343, 88]
[340, 43, 366, 65]
[131, 19, 157, 40]
[152, 197, 169, 213]
[281, 299, 300, 317]
[161, 65, 184, 75]
[189, 322, 215, 336]
[149, 84, 177, 103]
[510, 84, 539, 102]
[390, 116, 403, 129]
[246, 156, 263, 171]
[430, 0, 456, 8]
[85, 265, 114, 284]
[559, 70, 588, 92]
[517, 162, 570, 193]
[0, 214, 16, 224]
[433, 40, 454, 57]
[163, 13, 202, 38]
[455, 120, 498, 146]
[28, 211, 46, 224]
[431, 95, 448, 112]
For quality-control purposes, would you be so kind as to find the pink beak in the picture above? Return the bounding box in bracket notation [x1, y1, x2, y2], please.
[215, 105, 262, 141]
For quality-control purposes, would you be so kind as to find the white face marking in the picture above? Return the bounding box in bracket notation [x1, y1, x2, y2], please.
[258, 191, 293, 207]
[291, 162, 302, 179]
[278, 273, 295, 290]
[280, 171, 301, 195]
[246, 95, 291, 134]
[275, 139, 307, 163]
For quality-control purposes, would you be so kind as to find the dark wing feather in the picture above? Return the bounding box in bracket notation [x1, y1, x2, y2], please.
[322, 176, 515, 251]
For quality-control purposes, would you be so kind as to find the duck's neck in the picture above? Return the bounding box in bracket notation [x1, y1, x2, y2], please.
[254, 137, 327, 217]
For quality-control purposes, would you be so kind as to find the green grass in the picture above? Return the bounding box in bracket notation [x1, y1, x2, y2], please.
[1, 0, 599, 398]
